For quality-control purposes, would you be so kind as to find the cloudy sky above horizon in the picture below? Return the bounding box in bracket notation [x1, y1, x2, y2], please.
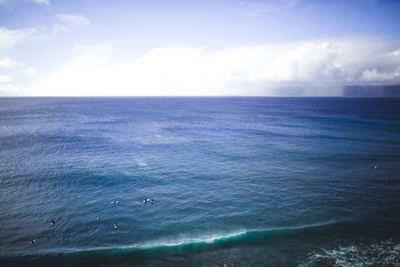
[1, 0, 400, 96]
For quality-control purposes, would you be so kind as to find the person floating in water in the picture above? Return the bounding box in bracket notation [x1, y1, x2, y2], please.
[50, 219, 55, 225]
[143, 198, 154, 204]
[114, 223, 118, 230]
[111, 199, 119, 205]
[29, 239, 36, 245]
[97, 216, 101, 221]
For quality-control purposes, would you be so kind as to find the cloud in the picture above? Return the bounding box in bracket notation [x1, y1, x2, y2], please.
[0, 0, 49, 6]
[0, 74, 12, 83]
[0, 15, 88, 51]
[0, 27, 37, 52]
[26, 0, 49, 5]
[53, 14, 90, 34]
[0, 56, 37, 73]
[0, 55, 38, 95]
[0, 15, 88, 96]
[24, 66, 37, 76]
[20, 36, 398, 97]
[239, 0, 301, 17]
[0, 82, 24, 96]
[361, 67, 400, 82]
[0, 56, 22, 68]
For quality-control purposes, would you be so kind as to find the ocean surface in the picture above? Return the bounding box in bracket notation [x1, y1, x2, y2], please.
[0, 97, 400, 266]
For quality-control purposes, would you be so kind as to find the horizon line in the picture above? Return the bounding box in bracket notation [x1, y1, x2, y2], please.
[1, 96, 400, 98]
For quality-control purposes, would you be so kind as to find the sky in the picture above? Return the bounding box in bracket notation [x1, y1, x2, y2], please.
[0, 0, 400, 96]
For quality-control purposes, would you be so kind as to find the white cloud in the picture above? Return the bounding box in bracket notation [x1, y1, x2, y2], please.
[0, 56, 22, 68]
[0, 56, 37, 73]
[361, 67, 400, 82]
[19, 36, 398, 97]
[53, 14, 90, 34]
[0, 74, 12, 83]
[0, 27, 36, 52]
[25, 66, 37, 76]
[239, 0, 301, 17]
[0, 55, 38, 95]
[26, 0, 49, 5]
[0, 0, 49, 6]
[0, 82, 25, 96]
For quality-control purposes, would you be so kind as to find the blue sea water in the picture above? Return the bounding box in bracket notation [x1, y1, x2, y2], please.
[0, 97, 400, 266]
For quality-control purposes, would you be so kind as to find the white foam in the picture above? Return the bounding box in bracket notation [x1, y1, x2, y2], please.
[300, 239, 400, 267]
[138, 230, 248, 248]
[135, 159, 148, 168]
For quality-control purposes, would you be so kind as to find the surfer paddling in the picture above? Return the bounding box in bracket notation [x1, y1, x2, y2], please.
[143, 198, 154, 204]
[111, 199, 119, 205]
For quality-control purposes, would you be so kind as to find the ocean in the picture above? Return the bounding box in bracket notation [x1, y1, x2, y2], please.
[0, 97, 399, 266]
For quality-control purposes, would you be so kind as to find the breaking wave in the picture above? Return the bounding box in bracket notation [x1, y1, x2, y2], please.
[44, 220, 343, 255]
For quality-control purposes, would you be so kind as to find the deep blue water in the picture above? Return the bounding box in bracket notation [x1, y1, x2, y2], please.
[0, 97, 400, 266]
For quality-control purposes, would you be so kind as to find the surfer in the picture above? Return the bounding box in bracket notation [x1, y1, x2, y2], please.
[143, 198, 154, 204]
[97, 216, 101, 221]
[114, 223, 118, 229]
[50, 219, 55, 225]
[29, 239, 36, 245]
[112, 199, 118, 205]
